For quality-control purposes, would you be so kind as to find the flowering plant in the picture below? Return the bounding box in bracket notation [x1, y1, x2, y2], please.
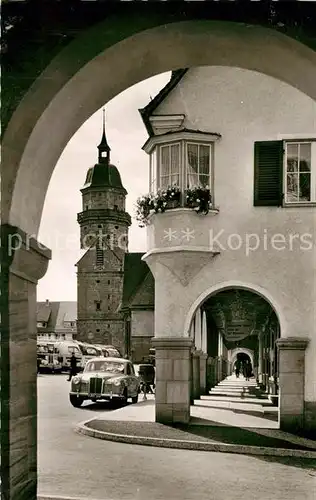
[135, 193, 154, 227]
[135, 185, 181, 227]
[185, 185, 212, 214]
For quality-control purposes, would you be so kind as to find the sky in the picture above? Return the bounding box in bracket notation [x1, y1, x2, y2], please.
[37, 72, 170, 302]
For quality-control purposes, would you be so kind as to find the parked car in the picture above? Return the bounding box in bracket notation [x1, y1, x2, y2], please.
[53, 341, 83, 371]
[69, 357, 140, 408]
[37, 342, 62, 373]
[76, 342, 103, 369]
[95, 344, 122, 358]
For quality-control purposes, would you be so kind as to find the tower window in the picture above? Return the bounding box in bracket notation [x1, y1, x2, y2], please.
[85, 205, 89, 211]
[114, 205, 118, 211]
[98, 225, 102, 229]
[108, 294, 110, 299]
[115, 225, 118, 230]
[107, 324, 110, 328]
[95, 301, 101, 311]
[108, 280, 111, 284]
[96, 280, 100, 284]
[96, 329, 100, 333]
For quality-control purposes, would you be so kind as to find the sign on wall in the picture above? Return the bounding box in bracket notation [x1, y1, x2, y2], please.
[223, 322, 253, 342]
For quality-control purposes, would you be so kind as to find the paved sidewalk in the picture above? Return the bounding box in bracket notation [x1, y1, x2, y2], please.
[75, 395, 316, 459]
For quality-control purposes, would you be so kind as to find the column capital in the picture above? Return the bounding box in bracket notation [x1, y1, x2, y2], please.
[276, 337, 309, 351]
[152, 337, 193, 350]
[199, 352, 208, 360]
[1, 224, 51, 283]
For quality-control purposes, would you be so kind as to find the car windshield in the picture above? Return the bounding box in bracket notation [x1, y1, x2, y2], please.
[84, 361, 125, 373]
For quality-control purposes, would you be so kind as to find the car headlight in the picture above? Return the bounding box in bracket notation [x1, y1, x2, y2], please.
[72, 376, 81, 385]
[111, 379, 121, 387]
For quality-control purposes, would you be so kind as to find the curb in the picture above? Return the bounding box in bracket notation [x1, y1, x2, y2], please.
[74, 420, 316, 459]
[37, 497, 103, 500]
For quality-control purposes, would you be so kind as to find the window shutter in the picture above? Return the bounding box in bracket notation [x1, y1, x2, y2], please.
[254, 141, 283, 206]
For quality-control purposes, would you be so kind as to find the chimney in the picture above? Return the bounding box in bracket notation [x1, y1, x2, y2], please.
[46, 299, 49, 306]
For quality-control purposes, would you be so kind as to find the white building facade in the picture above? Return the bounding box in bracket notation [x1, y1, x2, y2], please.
[140, 66, 316, 433]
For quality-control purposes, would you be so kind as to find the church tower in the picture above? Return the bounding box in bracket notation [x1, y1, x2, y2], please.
[76, 110, 131, 350]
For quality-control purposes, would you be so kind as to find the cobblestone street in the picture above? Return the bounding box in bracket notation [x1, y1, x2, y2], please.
[38, 374, 315, 500]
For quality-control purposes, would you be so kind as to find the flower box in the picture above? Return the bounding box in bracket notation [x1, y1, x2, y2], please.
[135, 184, 212, 227]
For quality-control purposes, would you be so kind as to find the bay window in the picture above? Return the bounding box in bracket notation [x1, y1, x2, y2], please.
[144, 131, 218, 196]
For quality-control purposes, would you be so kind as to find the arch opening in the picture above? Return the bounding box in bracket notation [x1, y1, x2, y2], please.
[189, 285, 281, 402]
[3, 20, 316, 235]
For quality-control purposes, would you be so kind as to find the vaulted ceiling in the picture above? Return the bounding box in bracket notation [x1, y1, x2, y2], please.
[203, 289, 277, 342]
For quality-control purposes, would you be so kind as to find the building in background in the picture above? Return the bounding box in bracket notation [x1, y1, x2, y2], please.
[76, 113, 154, 361]
[37, 300, 77, 342]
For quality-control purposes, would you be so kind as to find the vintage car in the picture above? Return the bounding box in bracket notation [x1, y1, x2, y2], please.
[69, 357, 140, 408]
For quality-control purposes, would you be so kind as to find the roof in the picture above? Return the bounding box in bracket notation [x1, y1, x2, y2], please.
[120, 253, 152, 311]
[37, 301, 60, 331]
[55, 301, 77, 331]
[139, 68, 188, 136]
[37, 302, 51, 322]
[81, 163, 126, 192]
[142, 127, 222, 150]
[37, 301, 77, 332]
[129, 271, 154, 309]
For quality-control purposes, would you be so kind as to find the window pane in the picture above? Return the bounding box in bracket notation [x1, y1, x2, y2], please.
[299, 143, 311, 173]
[287, 143, 298, 159]
[171, 174, 179, 185]
[287, 144, 298, 173]
[161, 146, 169, 177]
[187, 144, 198, 187]
[199, 175, 209, 188]
[299, 173, 311, 201]
[160, 176, 169, 188]
[151, 150, 157, 192]
[286, 173, 299, 202]
[199, 146, 210, 176]
[170, 144, 180, 185]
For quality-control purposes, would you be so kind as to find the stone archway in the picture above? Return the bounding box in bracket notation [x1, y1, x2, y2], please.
[230, 348, 255, 373]
[187, 283, 282, 392]
[184, 280, 285, 336]
[3, 20, 316, 234]
[2, 19, 315, 499]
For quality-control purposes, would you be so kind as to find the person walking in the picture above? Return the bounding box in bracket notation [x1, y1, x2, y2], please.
[243, 359, 251, 381]
[235, 359, 241, 378]
[67, 352, 78, 381]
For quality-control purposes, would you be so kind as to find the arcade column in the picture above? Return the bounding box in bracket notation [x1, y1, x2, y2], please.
[199, 310, 208, 394]
[153, 337, 193, 424]
[1, 226, 51, 500]
[191, 348, 201, 401]
[276, 337, 309, 433]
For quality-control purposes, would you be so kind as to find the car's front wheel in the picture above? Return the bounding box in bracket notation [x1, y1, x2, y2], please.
[121, 388, 128, 406]
[69, 394, 84, 408]
[131, 393, 138, 404]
